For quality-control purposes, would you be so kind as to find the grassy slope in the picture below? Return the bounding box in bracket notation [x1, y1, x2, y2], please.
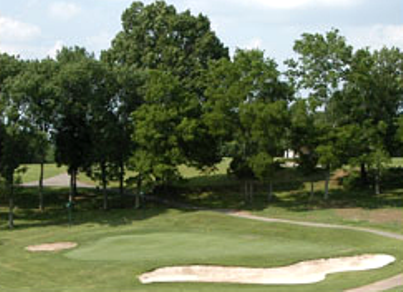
[0, 209, 402, 292]
[17, 164, 67, 184]
[16, 158, 403, 235]
[19, 158, 231, 187]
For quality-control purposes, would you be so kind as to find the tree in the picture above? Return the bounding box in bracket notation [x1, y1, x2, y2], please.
[53, 47, 97, 203]
[0, 53, 26, 229]
[286, 29, 352, 112]
[0, 125, 31, 229]
[286, 29, 353, 198]
[84, 61, 119, 210]
[204, 49, 292, 201]
[132, 71, 185, 190]
[104, 1, 229, 174]
[108, 66, 144, 197]
[333, 47, 403, 191]
[242, 101, 289, 201]
[4, 59, 57, 211]
[289, 99, 320, 200]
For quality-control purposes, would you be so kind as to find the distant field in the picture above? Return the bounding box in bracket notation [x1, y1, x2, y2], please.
[19, 158, 231, 187]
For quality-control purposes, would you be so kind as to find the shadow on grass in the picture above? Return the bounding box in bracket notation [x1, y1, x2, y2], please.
[166, 168, 403, 213]
[1, 166, 403, 230]
[0, 186, 169, 230]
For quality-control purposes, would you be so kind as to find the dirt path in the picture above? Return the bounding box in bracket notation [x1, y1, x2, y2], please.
[225, 211, 403, 292]
[22, 173, 94, 188]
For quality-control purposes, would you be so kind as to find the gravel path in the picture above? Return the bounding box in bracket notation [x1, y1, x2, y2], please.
[21, 173, 94, 188]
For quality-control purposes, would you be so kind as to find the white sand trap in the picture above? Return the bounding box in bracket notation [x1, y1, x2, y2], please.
[25, 242, 77, 252]
[139, 254, 395, 285]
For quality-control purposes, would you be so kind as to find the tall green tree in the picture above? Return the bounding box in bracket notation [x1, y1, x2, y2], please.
[286, 29, 352, 198]
[53, 47, 97, 202]
[0, 126, 30, 229]
[132, 70, 185, 191]
[4, 59, 57, 210]
[289, 99, 320, 199]
[333, 47, 403, 192]
[241, 101, 289, 201]
[286, 29, 352, 112]
[104, 1, 229, 174]
[0, 53, 26, 229]
[204, 49, 291, 201]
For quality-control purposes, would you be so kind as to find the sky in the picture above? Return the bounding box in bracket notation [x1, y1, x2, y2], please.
[0, 0, 402, 65]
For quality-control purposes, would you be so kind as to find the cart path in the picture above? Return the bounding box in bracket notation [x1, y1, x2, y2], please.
[224, 211, 403, 241]
[146, 196, 403, 291]
[21, 173, 94, 188]
[345, 274, 403, 292]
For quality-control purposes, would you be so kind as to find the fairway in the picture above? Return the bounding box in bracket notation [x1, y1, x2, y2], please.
[2, 209, 402, 292]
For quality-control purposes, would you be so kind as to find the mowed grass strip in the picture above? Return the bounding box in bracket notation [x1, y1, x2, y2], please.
[0, 209, 402, 292]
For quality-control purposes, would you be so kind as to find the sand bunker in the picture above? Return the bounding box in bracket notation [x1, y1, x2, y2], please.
[139, 254, 395, 285]
[25, 242, 78, 252]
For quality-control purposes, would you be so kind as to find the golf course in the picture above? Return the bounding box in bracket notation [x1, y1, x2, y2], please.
[1, 161, 402, 292]
[1, 1, 403, 291]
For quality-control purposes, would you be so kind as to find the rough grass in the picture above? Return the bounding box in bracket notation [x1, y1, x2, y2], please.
[0, 209, 402, 292]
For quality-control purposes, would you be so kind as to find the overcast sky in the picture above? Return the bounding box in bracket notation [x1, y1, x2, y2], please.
[0, 0, 402, 64]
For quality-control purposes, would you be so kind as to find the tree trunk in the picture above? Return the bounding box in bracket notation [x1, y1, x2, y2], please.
[360, 163, 368, 185]
[39, 159, 44, 211]
[73, 171, 77, 197]
[135, 175, 142, 209]
[101, 162, 108, 211]
[249, 181, 254, 203]
[268, 180, 273, 202]
[119, 161, 124, 196]
[69, 169, 76, 203]
[8, 175, 14, 230]
[324, 169, 330, 200]
[244, 180, 248, 202]
[309, 181, 315, 201]
[375, 169, 381, 195]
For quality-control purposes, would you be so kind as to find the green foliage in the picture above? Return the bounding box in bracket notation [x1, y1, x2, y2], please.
[53, 47, 98, 174]
[105, 1, 229, 176]
[205, 49, 291, 181]
[286, 28, 352, 111]
[132, 71, 184, 185]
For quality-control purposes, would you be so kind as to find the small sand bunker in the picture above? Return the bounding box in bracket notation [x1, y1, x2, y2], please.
[139, 254, 395, 285]
[25, 242, 77, 252]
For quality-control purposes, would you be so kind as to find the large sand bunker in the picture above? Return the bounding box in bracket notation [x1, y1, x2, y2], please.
[25, 242, 78, 252]
[139, 254, 395, 285]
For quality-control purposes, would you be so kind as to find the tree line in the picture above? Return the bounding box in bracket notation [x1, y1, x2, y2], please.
[1, 1, 403, 228]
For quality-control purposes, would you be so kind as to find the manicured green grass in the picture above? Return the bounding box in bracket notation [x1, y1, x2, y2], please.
[385, 286, 403, 292]
[172, 168, 403, 234]
[17, 164, 67, 184]
[0, 208, 402, 292]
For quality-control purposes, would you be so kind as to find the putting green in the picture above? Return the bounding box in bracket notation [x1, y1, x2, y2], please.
[66, 231, 347, 263]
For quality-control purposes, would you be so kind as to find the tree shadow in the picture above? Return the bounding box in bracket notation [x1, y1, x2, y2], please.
[164, 168, 403, 213]
[0, 186, 169, 230]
